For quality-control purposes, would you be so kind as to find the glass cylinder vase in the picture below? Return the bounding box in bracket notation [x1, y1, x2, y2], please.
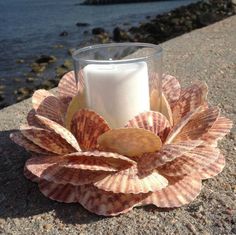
[72, 42, 162, 128]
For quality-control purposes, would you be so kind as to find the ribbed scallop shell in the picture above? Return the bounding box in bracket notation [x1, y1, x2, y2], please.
[24, 166, 40, 183]
[197, 154, 225, 180]
[58, 70, 84, 108]
[39, 179, 78, 203]
[201, 116, 233, 146]
[27, 109, 42, 127]
[150, 90, 173, 126]
[35, 115, 81, 151]
[32, 89, 64, 125]
[78, 185, 149, 216]
[98, 128, 162, 158]
[158, 146, 220, 177]
[10, 131, 51, 154]
[173, 107, 220, 143]
[20, 126, 77, 155]
[140, 175, 202, 208]
[172, 81, 208, 124]
[25, 151, 135, 185]
[70, 109, 110, 151]
[25, 155, 109, 185]
[162, 74, 181, 108]
[125, 111, 171, 142]
[138, 140, 202, 174]
[94, 165, 168, 194]
[65, 93, 86, 130]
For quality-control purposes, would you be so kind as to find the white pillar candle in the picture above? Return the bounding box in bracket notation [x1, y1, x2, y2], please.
[83, 61, 150, 128]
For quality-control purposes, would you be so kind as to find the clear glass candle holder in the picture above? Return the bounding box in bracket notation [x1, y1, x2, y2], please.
[72, 42, 162, 128]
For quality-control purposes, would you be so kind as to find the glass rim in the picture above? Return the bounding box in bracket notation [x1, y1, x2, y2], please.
[72, 42, 162, 64]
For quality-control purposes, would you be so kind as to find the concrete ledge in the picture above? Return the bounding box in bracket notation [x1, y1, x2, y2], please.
[0, 16, 235, 234]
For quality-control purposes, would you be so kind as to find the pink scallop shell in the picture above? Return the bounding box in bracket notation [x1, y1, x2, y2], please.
[138, 140, 202, 174]
[70, 109, 110, 151]
[94, 165, 168, 194]
[20, 126, 77, 155]
[10, 131, 51, 154]
[172, 81, 208, 125]
[162, 74, 181, 108]
[158, 146, 220, 176]
[39, 179, 79, 203]
[32, 89, 64, 125]
[125, 111, 171, 142]
[78, 184, 149, 216]
[197, 154, 225, 179]
[35, 115, 81, 152]
[140, 175, 202, 208]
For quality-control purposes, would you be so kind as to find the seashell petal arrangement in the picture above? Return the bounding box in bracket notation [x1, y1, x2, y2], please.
[10, 71, 232, 216]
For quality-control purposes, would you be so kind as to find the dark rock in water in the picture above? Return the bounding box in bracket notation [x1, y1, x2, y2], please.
[96, 33, 110, 43]
[35, 55, 57, 64]
[16, 59, 25, 64]
[26, 77, 35, 83]
[68, 48, 76, 56]
[53, 44, 64, 49]
[83, 30, 89, 35]
[113, 27, 130, 42]
[31, 63, 46, 73]
[197, 13, 219, 27]
[40, 80, 57, 90]
[76, 22, 90, 27]
[62, 59, 73, 70]
[56, 66, 68, 78]
[15, 87, 33, 102]
[92, 27, 105, 35]
[0, 102, 8, 109]
[59, 31, 69, 36]
[0, 94, 4, 102]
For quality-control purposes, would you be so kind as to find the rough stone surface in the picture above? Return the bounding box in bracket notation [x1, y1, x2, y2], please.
[0, 16, 235, 235]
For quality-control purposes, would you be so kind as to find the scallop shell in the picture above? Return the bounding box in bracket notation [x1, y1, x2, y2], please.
[137, 140, 202, 174]
[32, 89, 64, 125]
[172, 81, 208, 125]
[20, 126, 77, 155]
[98, 128, 162, 158]
[158, 146, 220, 177]
[25, 155, 108, 186]
[165, 106, 204, 144]
[58, 70, 84, 108]
[162, 74, 181, 108]
[39, 179, 78, 203]
[201, 116, 233, 146]
[42, 165, 110, 186]
[27, 109, 42, 127]
[70, 109, 110, 151]
[65, 93, 86, 130]
[150, 90, 173, 126]
[125, 111, 171, 142]
[197, 154, 225, 179]
[172, 107, 220, 143]
[94, 165, 168, 194]
[141, 175, 202, 208]
[10, 131, 51, 154]
[24, 166, 40, 183]
[35, 115, 81, 152]
[78, 184, 149, 216]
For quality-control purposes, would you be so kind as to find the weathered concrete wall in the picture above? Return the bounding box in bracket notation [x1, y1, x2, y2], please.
[0, 16, 235, 235]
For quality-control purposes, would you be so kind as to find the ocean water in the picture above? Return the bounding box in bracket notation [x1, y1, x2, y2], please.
[0, 0, 198, 106]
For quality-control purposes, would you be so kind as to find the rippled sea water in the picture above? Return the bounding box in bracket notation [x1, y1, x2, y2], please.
[0, 0, 198, 106]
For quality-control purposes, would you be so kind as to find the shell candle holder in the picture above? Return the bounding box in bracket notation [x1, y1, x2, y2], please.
[10, 43, 232, 217]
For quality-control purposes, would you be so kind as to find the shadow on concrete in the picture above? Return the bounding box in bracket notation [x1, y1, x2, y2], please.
[0, 130, 106, 224]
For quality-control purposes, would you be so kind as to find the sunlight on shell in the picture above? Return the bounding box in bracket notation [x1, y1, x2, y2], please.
[98, 128, 162, 158]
